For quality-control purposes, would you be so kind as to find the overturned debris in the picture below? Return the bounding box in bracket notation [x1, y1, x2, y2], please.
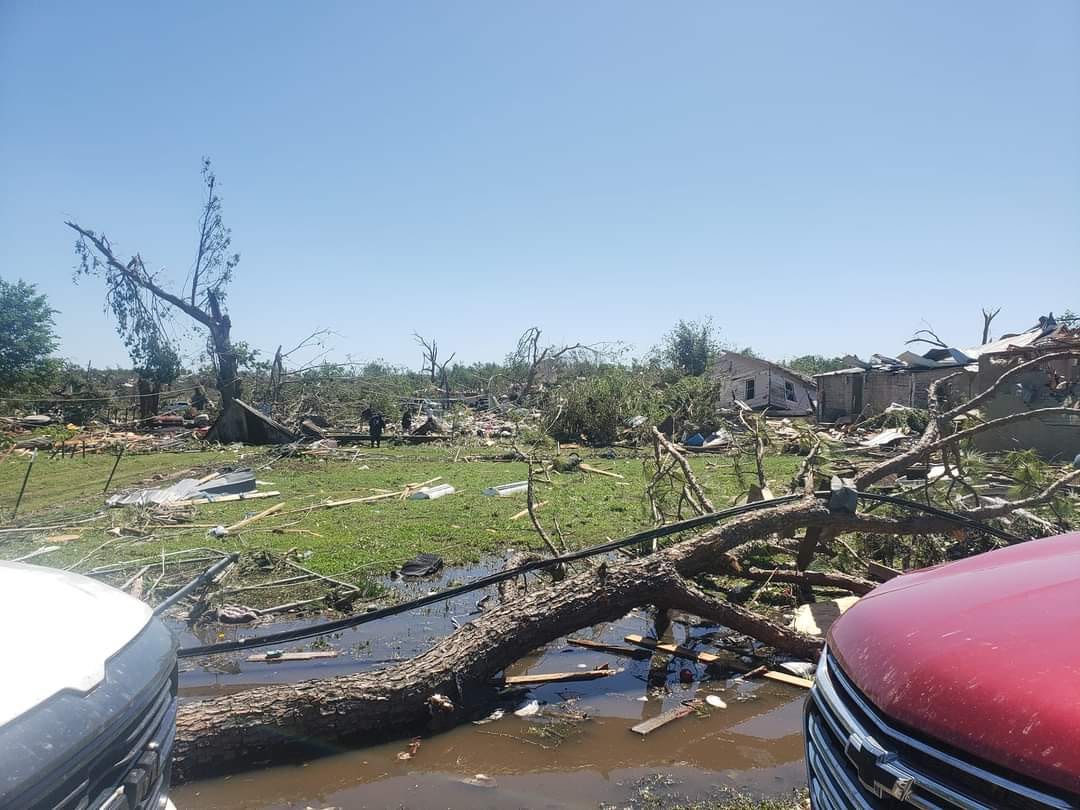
[205, 398, 297, 445]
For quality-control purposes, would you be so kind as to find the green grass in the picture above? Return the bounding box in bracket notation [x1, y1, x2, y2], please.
[0, 444, 800, 591]
[0, 447, 241, 520]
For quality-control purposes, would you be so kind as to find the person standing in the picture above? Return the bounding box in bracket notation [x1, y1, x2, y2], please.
[369, 412, 385, 447]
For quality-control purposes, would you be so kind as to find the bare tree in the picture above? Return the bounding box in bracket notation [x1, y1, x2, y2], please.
[413, 333, 442, 383]
[68, 159, 243, 411]
[511, 327, 597, 403]
[981, 307, 1001, 345]
[413, 333, 456, 407]
[905, 325, 949, 350]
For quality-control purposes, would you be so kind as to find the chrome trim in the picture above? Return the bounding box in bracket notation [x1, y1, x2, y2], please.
[807, 713, 877, 809]
[806, 649, 1075, 810]
[825, 653, 1074, 809]
[814, 661, 992, 810]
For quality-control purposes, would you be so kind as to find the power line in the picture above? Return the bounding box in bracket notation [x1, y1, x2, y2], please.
[176, 492, 1018, 658]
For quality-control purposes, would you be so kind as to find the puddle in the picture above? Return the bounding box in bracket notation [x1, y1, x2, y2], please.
[170, 560, 808, 808]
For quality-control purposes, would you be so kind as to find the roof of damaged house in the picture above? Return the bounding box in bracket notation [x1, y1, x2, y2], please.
[815, 315, 1077, 379]
[713, 351, 817, 388]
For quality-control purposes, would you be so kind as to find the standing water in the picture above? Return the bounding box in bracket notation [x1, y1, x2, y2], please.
[170, 563, 808, 808]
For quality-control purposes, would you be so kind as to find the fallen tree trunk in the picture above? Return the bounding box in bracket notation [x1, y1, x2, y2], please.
[174, 498, 827, 781]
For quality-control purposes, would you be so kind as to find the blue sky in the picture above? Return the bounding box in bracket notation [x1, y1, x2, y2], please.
[2, 1, 1077, 371]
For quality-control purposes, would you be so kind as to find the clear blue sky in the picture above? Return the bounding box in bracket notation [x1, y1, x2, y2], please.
[2, 1, 1077, 371]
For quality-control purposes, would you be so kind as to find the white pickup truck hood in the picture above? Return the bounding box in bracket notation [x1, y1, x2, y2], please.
[0, 562, 152, 727]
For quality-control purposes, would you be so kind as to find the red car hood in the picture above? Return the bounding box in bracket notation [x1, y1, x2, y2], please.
[829, 531, 1080, 795]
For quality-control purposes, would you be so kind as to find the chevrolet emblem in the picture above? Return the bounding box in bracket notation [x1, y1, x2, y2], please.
[845, 732, 915, 801]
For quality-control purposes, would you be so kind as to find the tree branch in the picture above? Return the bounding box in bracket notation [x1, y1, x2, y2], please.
[66, 222, 214, 328]
[926, 405, 1080, 454]
[961, 467, 1080, 520]
[653, 426, 715, 513]
[941, 350, 1080, 422]
[715, 553, 875, 595]
[854, 375, 952, 489]
[659, 574, 824, 659]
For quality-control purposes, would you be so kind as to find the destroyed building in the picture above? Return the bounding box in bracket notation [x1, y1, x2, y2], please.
[815, 360, 976, 423]
[815, 316, 1080, 461]
[711, 352, 816, 416]
[971, 322, 1080, 460]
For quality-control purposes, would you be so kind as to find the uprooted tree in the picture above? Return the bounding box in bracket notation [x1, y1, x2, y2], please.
[171, 351, 1080, 782]
[68, 158, 242, 412]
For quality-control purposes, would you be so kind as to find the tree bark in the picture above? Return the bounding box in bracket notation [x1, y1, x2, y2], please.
[208, 291, 240, 413]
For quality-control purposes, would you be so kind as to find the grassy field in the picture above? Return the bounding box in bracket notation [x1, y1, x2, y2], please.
[0, 444, 800, 593]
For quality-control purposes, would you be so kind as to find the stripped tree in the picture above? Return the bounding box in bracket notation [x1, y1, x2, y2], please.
[68, 158, 242, 411]
[510, 326, 598, 403]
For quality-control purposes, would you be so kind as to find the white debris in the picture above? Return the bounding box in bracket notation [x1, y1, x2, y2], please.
[472, 708, 505, 725]
[513, 699, 540, 717]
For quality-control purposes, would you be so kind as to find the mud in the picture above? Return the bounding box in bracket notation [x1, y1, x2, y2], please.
[170, 561, 809, 808]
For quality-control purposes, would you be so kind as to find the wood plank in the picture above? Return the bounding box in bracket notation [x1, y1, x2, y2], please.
[566, 638, 652, 659]
[630, 703, 696, 736]
[500, 668, 621, 686]
[623, 634, 722, 664]
[510, 500, 547, 521]
[578, 463, 625, 479]
[224, 502, 285, 534]
[763, 670, 814, 689]
[246, 651, 340, 662]
[173, 490, 280, 507]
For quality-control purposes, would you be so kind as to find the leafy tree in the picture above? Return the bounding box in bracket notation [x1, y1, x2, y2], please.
[0, 278, 58, 390]
[543, 367, 654, 446]
[658, 318, 721, 376]
[785, 354, 849, 377]
[68, 158, 244, 411]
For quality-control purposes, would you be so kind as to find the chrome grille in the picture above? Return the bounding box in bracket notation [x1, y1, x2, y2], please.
[50, 667, 177, 810]
[805, 652, 1077, 810]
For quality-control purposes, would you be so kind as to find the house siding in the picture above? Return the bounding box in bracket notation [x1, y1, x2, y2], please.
[973, 351, 1080, 461]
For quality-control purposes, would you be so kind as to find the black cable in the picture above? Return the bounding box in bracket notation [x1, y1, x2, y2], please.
[176, 489, 1024, 658]
[177, 495, 804, 657]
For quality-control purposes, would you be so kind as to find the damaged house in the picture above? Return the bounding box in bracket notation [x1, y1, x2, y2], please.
[816, 315, 1080, 460]
[711, 352, 816, 416]
[972, 322, 1080, 460]
[815, 356, 977, 423]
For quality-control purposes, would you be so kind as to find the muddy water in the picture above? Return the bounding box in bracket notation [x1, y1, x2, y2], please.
[170, 562, 808, 808]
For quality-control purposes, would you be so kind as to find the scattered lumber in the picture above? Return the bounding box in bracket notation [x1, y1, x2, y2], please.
[246, 651, 340, 663]
[763, 670, 813, 689]
[566, 638, 651, 659]
[224, 502, 285, 535]
[173, 490, 281, 507]
[734, 665, 768, 680]
[320, 491, 400, 508]
[630, 702, 697, 736]
[510, 500, 547, 521]
[578, 463, 624, 479]
[623, 634, 722, 665]
[499, 667, 621, 686]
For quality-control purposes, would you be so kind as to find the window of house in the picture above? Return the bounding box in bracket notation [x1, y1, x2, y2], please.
[745, 379, 755, 400]
[785, 381, 797, 401]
